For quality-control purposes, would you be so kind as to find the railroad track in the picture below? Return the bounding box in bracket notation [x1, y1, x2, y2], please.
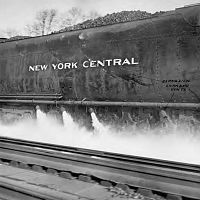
[0, 137, 199, 200]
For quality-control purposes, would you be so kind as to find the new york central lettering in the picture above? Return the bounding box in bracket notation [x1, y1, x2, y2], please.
[29, 62, 78, 72]
[29, 64, 48, 72]
[82, 58, 139, 68]
[52, 62, 78, 70]
[28, 57, 139, 72]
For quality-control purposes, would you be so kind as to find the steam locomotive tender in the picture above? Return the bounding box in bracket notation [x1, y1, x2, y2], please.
[0, 4, 200, 126]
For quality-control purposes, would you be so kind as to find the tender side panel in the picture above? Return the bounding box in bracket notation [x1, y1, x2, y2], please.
[0, 6, 199, 104]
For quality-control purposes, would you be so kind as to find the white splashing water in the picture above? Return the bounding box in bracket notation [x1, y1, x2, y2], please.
[36, 108, 47, 125]
[90, 112, 107, 133]
[62, 111, 75, 128]
[0, 109, 200, 165]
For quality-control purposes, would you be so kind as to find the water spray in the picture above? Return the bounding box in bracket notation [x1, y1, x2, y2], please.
[89, 108, 107, 134]
[0, 106, 199, 164]
[36, 105, 47, 124]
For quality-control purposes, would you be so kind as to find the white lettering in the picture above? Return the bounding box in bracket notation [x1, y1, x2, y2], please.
[131, 58, 139, 65]
[71, 62, 78, 68]
[113, 59, 121, 66]
[64, 63, 71, 69]
[52, 64, 57, 70]
[83, 61, 89, 68]
[29, 57, 139, 72]
[35, 65, 40, 71]
[90, 61, 97, 67]
[97, 60, 105, 67]
[122, 58, 131, 65]
[106, 59, 112, 66]
[57, 63, 64, 70]
[40, 65, 48, 71]
[29, 66, 35, 71]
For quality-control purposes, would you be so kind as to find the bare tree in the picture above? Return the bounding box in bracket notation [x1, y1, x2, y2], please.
[59, 7, 85, 28]
[25, 9, 58, 36]
[0, 28, 19, 38]
[58, 7, 101, 29]
[25, 8, 101, 36]
[87, 11, 100, 20]
[46, 9, 57, 33]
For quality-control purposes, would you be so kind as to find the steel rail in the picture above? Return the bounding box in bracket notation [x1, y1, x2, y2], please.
[0, 137, 199, 181]
[0, 137, 199, 173]
[0, 137, 199, 199]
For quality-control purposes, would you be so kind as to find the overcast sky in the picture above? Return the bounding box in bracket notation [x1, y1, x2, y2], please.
[0, 0, 199, 33]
